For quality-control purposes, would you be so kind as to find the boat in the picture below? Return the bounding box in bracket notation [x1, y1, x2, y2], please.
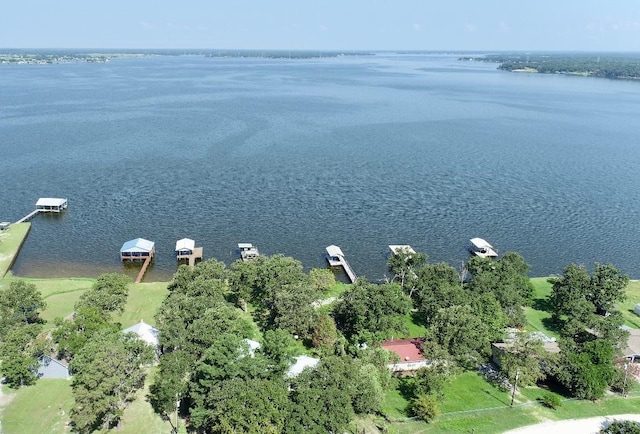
[469, 238, 498, 258]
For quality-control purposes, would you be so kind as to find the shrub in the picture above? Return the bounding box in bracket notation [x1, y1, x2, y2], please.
[540, 392, 562, 409]
[600, 420, 640, 434]
[410, 394, 440, 423]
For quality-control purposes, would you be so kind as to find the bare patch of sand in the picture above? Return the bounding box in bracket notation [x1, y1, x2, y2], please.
[503, 414, 640, 434]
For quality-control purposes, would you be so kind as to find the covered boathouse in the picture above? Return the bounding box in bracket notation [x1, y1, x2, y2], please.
[120, 238, 155, 262]
[36, 198, 68, 212]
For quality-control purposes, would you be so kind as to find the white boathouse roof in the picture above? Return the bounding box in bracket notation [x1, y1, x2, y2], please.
[326, 245, 344, 258]
[120, 238, 155, 253]
[389, 245, 416, 255]
[175, 238, 195, 251]
[36, 198, 67, 207]
[470, 237, 493, 249]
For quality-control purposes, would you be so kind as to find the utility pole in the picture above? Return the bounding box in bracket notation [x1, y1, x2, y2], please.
[622, 363, 629, 398]
[510, 370, 519, 407]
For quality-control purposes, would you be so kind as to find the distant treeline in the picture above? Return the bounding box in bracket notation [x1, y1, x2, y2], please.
[461, 53, 640, 80]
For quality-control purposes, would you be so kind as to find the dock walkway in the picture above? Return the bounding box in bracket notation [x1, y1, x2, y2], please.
[15, 209, 41, 224]
[135, 256, 152, 283]
[325, 245, 357, 283]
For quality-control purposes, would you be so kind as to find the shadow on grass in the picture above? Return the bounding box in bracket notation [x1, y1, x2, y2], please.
[532, 298, 553, 313]
[541, 317, 563, 334]
[410, 310, 427, 328]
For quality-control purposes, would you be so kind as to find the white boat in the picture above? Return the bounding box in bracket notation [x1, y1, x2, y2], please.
[469, 238, 498, 258]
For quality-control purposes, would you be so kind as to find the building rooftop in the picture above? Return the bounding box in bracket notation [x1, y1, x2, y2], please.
[381, 338, 426, 363]
[120, 238, 155, 253]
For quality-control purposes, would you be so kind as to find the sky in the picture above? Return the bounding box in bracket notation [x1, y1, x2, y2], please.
[3, 1, 640, 51]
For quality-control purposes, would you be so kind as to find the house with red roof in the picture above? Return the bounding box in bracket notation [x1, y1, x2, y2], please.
[381, 338, 429, 372]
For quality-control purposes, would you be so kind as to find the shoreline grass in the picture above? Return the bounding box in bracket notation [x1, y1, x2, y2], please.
[0, 223, 31, 278]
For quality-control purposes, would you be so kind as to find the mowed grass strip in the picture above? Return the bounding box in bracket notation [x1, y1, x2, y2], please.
[112, 281, 169, 328]
[0, 223, 31, 277]
[1, 380, 73, 434]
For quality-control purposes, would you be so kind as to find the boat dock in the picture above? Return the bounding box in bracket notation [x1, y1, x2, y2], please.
[135, 256, 152, 283]
[388, 245, 416, 255]
[469, 237, 498, 258]
[325, 245, 357, 283]
[15, 209, 41, 224]
[175, 238, 203, 267]
[15, 198, 68, 224]
[238, 243, 260, 261]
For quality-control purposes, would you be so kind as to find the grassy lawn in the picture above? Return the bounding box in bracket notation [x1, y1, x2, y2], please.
[112, 282, 170, 328]
[0, 379, 74, 434]
[117, 368, 174, 434]
[619, 280, 640, 328]
[0, 223, 31, 278]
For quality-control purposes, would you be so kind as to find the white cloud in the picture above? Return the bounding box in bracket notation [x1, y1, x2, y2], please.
[499, 20, 509, 32]
[465, 24, 476, 32]
[141, 21, 155, 30]
[413, 23, 422, 31]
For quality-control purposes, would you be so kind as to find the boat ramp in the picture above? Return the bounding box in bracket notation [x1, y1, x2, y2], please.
[325, 245, 357, 283]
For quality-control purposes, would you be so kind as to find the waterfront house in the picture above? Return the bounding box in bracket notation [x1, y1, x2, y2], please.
[120, 238, 155, 262]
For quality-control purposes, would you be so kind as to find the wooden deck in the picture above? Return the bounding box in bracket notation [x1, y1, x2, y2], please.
[15, 209, 41, 224]
[177, 247, 203, 267]
[325, 245, 357, 283]
[135, 256, 152, 283]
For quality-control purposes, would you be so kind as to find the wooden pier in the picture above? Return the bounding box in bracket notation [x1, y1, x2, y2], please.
[15, 209, 41, 224]
[325, 245, 357, 283]
[135, 256, 152, 283]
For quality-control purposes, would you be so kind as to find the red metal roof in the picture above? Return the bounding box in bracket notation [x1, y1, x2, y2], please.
[381, 338, 425, 362]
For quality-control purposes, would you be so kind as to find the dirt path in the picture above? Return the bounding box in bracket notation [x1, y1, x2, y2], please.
[503, 414, 640, 434]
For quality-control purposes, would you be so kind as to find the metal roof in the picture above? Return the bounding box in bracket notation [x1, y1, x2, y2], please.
[175, 238, 195, 251]
[326, 245, 344, 257]
[238, 243, 254, 249]
[470, 237, 493, 248]
[36, 198, 67, 207]
[123, 320, 159, 347]
[120, 238, 155, 253]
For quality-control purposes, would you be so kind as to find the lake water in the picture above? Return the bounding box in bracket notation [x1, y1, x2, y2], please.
[2, 52, 640, 281]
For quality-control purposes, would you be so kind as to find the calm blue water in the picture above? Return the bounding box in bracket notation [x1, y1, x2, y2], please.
[2, 53, 640, 281]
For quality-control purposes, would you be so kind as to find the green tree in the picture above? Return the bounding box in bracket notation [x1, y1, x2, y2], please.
[549, 263, 593, 324]
[589, 263, 628, 314]
[148, 350, 192, 421]
[52, 306, 119, 361]
[387, 248, 427, 296]
[413, 262, 466, 324]
[307, 268, 336, 293]
[600, 420, 640, 434]
[267, 284, 318, 337]
[0, 324, 46, 388]
[467, 252, 533, 327]
[333, 279, 411, 343]
[352, 363, 385, 414]
[427, 304, 490, 367]
[556, 339, 616, 400]
[286, 356, 357, 434]
[311, 314, 338, 352]
[75, 273, 131, 314]
[260, 328, 296, 377]
[190, 376, 290, 434]
[0, 280, 46, 335]
[69, 329, 153, 433]
[500, 332, 547, 388]
[410, 394, 440, 423]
